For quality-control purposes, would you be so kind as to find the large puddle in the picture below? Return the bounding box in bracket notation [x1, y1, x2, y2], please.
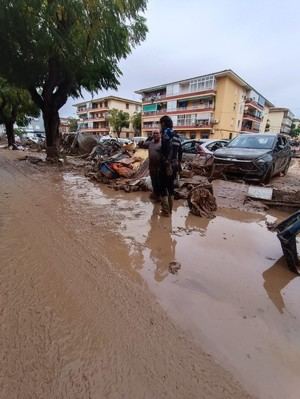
[62, 172, 300, 399]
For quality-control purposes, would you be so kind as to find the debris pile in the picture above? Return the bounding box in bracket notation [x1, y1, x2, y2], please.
[187, 185, 217, 218]
[168, 261, 181, 274]
[174, 176, 213, 200]
[79, 137, 151, 192]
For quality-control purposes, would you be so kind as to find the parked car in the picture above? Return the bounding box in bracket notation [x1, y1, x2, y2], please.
[132, 136, 146, 145]
[213, 133, 292, 183]
[181, 139, 228, 161]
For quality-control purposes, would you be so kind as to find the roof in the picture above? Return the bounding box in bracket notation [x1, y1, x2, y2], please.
[73, 95, 141, 107]
[269, 107, 293, 113]
[135, 69, 274, 107]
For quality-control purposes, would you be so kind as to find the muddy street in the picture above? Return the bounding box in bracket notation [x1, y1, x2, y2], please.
[1, 151, 300, 399]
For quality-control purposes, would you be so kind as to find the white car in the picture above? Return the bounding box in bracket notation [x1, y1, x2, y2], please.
[181, 139, 228, 161]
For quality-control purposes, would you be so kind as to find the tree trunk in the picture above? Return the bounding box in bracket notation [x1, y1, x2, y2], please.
[5, 120, 15, 147]
[43, 106, 60, 160]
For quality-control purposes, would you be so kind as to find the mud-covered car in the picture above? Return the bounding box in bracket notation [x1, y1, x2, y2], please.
[213, 133, 292, 183]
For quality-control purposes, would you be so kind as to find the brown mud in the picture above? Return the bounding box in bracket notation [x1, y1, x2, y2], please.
[1, 150, 300, 399]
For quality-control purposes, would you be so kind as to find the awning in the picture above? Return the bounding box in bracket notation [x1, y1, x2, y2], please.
[143, 104, 158, 112]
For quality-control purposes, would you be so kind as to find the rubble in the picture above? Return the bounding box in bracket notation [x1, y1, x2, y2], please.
[174, 176, 212, 200]
[168, 261, 181, 274]
[247, 184, 300, 209]
[187, 185, 217, 218]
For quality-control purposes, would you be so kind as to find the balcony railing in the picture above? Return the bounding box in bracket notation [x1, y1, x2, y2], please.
[77, 105, 108, 113]
[143, 121, 212, 130]
[142, 86, 216, 102]
[245, 99, 264, 111]
[241, 126, 260, 133]
[243, 112, 262, 122]
[143, 105, 214, 117]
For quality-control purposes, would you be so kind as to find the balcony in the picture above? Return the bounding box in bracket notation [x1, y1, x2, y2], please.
[175, 121, 212, 130]
[243, 112, 262, 122]
[245, 98, 264, 111]
[89, 106, 109, 113]
[142, 88, 216, 104]
[143, 105, 214, 117]
[143, 123, 160, 131]
[79, 127, 110, 133]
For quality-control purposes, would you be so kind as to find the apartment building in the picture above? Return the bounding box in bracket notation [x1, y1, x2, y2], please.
[135, 70, 273, 140]
[263, 107, 295, 134]
[74, 96, 141, 137]
[59, 117, 71, 135]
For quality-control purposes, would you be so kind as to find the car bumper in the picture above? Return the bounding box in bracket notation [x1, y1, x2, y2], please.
[213, 157, 270, 179]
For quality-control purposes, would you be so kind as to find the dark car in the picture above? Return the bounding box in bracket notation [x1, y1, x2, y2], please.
[213, 133, 292, 183]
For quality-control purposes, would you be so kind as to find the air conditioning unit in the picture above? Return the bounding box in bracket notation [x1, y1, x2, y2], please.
[211, 119, 219, 124]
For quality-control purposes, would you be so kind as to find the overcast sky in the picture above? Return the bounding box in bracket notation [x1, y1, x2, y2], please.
[61, 0, 300, 118]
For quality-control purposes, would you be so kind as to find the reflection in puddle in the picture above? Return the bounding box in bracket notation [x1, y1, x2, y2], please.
[61, 172, 300, 399]
[145, 208, 176, 282]
[263, 257, 298, 314]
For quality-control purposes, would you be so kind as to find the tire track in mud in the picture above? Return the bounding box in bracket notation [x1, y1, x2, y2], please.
[0, 151, 253, 399]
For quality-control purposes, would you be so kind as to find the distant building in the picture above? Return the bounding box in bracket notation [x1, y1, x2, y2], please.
[59, 117, 71, 135]
[264, 107, 295, 134]
[135, 69, 273, 140]
[73, 96, 141, 137]
[20, 114, 45, 134]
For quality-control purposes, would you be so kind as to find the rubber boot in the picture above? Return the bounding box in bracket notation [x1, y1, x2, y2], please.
[160, 196, 170, 216]
[168, 195, 174, 214]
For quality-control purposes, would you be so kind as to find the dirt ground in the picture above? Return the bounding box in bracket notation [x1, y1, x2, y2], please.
[1, 149, 300, 399]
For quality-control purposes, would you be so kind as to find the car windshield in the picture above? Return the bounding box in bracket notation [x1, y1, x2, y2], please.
[228, 135, 275, 150]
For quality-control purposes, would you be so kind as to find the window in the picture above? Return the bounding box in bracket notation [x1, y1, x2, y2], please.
[182, 141, 197, 154]
[104, 101, 108, 107]
[238, 120, 241, 128]
[126, 103, 129, 109]
[190, 133, 196, 139]
[189, 76, 215, 92]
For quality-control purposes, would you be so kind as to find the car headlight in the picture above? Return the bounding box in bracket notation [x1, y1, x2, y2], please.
[256, 154, 273, 163]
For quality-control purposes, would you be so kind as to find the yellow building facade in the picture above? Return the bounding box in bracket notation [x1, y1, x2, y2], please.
[136, 70, 273, 140]
[74, 96, 141, 137]
[264, 107, 295, 134]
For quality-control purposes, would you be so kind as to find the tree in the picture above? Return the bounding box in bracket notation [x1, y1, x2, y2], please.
[131, 111, 142, 135]
[69, 118, 78, 132]
[0, 79, 39, 147]
[290, 127, 300, 138]
[0, 1, 147, 159]
[108, 109, 130, 137]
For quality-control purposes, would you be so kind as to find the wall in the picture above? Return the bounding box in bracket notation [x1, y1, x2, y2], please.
[260, 105, 270, 133]
[213, 76, 245, 139]
[267, 111, 284, 134]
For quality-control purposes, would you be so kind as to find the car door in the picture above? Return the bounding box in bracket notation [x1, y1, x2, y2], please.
[181, 141, 197, 161]
[273, 136, 288, 173]
[278, 136, 291, 171]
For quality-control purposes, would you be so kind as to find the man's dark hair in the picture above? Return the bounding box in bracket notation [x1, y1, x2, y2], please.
[160, 115, 173, 129]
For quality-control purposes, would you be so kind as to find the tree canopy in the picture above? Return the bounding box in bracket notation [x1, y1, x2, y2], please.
[69, 118, 78, 132]
[0, 79, 39, 146]
[131, 111, 141, 135]
[0, 0, 147, 157]
[108, 108, 130, 137]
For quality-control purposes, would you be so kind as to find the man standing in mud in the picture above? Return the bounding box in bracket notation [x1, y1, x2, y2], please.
[159, 115, 182, 216]
[142, 129, 162, 201]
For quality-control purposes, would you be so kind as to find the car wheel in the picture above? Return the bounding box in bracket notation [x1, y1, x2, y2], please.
[262, 164, 274, 184]
[282, 158, 291, 176]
